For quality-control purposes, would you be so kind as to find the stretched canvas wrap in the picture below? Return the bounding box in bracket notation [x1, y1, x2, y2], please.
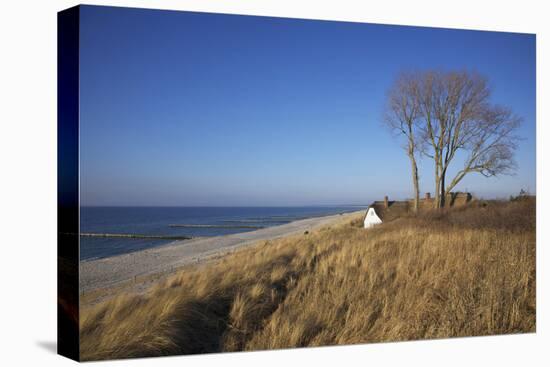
[58, 5, 536, 362]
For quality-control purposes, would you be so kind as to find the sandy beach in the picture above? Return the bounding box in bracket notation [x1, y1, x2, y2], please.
[79, 209, 365, 293]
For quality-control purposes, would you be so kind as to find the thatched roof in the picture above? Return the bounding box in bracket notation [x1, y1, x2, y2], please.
[368, 200, 410, 221]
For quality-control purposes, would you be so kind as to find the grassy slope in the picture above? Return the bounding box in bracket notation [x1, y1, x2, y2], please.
[80, 198, 536, 360]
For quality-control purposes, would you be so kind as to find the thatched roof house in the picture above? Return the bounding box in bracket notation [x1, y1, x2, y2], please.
[363, 192, 473, 228]
[363, 196, 410, 228]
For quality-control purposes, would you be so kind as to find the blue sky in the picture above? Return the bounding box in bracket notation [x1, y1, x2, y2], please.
[79, 5, 536, 206]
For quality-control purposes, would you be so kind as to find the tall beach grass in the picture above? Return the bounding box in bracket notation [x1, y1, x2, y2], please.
[80, 198, 536, 360]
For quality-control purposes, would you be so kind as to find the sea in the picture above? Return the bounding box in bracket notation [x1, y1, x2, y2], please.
[80, 206, 364, 261]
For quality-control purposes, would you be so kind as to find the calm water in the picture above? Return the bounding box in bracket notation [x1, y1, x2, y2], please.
[80, 206, 363, 260]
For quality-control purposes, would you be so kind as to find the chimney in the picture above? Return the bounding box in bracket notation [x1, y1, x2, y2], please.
[425, 192, 431, 200]
[384, 195, 389, 209]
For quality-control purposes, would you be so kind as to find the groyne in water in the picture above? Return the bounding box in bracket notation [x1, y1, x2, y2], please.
[72, 233, 194, 240]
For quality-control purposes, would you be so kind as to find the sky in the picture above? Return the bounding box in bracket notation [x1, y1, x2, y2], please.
[79, 5, 536, 206]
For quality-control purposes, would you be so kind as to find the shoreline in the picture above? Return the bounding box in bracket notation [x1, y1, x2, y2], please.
[79, 209, 366, 294]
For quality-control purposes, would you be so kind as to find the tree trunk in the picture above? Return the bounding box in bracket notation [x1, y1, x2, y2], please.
[439, 167, 447, 208]
[434, 161, 441, 209]
[409, 153, 419, 212]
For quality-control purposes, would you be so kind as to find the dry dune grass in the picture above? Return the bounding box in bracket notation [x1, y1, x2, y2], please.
[80, 198, 535, 361]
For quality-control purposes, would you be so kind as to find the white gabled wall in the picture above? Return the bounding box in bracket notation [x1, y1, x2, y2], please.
[363, 207, 382, 228]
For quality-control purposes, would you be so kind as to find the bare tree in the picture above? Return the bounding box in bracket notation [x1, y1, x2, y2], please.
[415, 70, 521, 208]
[383, 72, 422, 212]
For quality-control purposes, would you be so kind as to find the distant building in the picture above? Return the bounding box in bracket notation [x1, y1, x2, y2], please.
[363, 195, 409, 228]
[363, 192, 473, 229]
[418, 192, 473, 209]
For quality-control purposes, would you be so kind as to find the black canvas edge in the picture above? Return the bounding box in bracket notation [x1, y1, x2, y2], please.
[57, 5, 81, 362]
